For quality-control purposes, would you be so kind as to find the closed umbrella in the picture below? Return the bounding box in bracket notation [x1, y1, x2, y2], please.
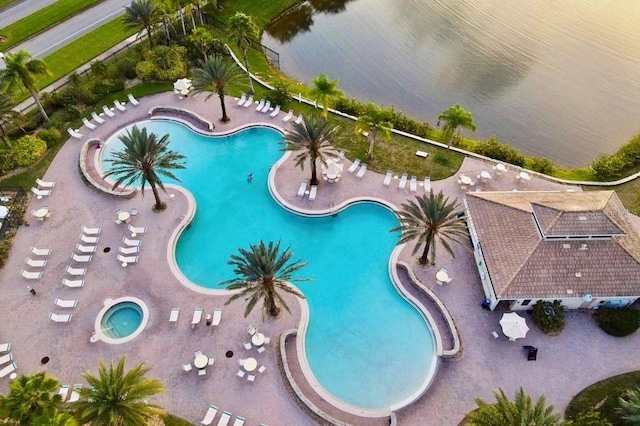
[499, 312, 529, 341]
[173, 78, 192, 92]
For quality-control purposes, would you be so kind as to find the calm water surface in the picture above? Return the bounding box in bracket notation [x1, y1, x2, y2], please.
[263, 0, 640, 167]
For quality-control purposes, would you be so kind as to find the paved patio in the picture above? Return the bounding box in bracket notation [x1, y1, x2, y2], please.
[1, 92, 639, 425]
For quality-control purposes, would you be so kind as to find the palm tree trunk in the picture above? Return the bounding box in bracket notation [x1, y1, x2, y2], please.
[310, 158, 318, 185]
[0, 125, 10, 148]
[27, 86, 48, 121]
[150, 184, 164, 210]
[218, 90, 229, 122]
[367, 127, 377, 160]
[446, 129, 455, 150]
[145, 25, 154, 47]
[163, 19, 171, 40]
[419, 238, 432, 265]
[190, 9, 196, 29]
[197, 5, 204, 26]
[179, 9, 186, 35]
[242, 47, 254, 95]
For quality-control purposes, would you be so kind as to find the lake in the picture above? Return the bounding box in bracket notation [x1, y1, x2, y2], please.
[262, 0, 640, 167]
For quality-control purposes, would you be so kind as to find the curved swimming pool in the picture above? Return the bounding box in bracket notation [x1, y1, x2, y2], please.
[101, 120, 436, 410]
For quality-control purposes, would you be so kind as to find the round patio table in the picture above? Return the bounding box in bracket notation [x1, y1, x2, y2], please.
[194, 354, 208, 369]
[252, 333, 265, 346]
[243, 357, 257, 372]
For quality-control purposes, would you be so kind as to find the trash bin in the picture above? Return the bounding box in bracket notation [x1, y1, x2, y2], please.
[205, 314, 212, 326]
[481, 299, 491, 310]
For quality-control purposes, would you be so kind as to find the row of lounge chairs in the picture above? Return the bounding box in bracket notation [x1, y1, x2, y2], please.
[392, 172, 432, 193]
[235, 93, 302, 124]
[188, 308, 222, 328]
[79, 94, 140, 134]
[296, 181, 317, 201]
[201, 406, 247, 426]
[118, 223, 146, 265]
[20, 245, 52, 280]
[0, 345, 16, 379]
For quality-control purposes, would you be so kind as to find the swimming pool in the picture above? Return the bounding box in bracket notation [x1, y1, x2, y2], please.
[101, 120, 436, 410]
[101, 302, 143, 338]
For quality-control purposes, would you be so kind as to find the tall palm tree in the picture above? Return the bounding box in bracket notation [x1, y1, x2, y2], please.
[618, 387, 640, 424]
[390, 191, 468, 265]
[191, 54, 243, 122]
[0, 93, 22, 147]
[104, 125, 186, 211]
[438, 103, 476, 150]
[467, 388, 564, 426]
[228, 12, 258, 95]
[220, 240, 310, 318]
[282, 114, 342, 186]
[157, 0, 177, 41]
[74, 357, 166, 426]
[189, 27, 215, 60]
[354, 103, 393, 161]
[123, 0, 160, 48]
[309, 73, 344, 118]
[0, 372, 63, 424]
[0, 50, 50, 121]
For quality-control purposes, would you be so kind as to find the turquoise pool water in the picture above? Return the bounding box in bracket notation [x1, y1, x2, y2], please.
[101, 302, 143, 339]
[101, 120, 435, 409]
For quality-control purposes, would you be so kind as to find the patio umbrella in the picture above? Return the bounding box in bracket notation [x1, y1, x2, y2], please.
[499, 312, 529, 341]
[173, 78, 192, 92]
[0, 206, 7, 220]
[325, 160, 343, 182]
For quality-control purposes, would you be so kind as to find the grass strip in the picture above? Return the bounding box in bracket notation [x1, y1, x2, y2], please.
[0, 0, 17, 10]
[0, 0, 102, 49]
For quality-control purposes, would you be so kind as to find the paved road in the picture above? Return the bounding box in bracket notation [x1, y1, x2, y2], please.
[0, 0, 58, 29]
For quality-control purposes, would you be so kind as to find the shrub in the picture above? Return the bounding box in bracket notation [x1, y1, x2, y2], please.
[267, 80, 290, 106]
[616, 134, 640, 167]
[475, 136, 526, 166]
[594, 307, 640, 337]
[0, 148, 15, 170]
[37, 128, 63, 148]
[530, 157, 555, 174]
[590, 154, 625, 180]
[10, 135, 47, 166]
[532, 300, 565, 335]
[136, 45, 187, 82]
[0, 237, 13, 268]
[116, 56, 139, 80]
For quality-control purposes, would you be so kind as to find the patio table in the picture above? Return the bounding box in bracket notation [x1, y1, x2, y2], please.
[243, 357, 257, 372]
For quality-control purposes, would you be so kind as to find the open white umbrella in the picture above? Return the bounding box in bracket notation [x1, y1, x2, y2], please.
[173, 78, 192, 92]
[325, 160, 343, 181]
[499, 312, 529, 341]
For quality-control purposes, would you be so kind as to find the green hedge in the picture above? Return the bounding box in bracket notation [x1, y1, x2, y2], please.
[594, 307, 640, 337]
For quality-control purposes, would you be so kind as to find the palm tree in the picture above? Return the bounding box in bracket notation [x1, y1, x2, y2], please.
[467, 388, 564, 425]
[228, 12, 258, 95]
[0, 50, 50, 121]
[438, 103, 476, 150]
[220, 240, 310, 318]
[0, 372, 63, 424]
[74, 357, 166, 426]
[0, 93, 22, 147]
[390, 191, 468, 265]
[189, 27, 215, 60]
[104, 125, 186, 211]
[191, 54, 244, 122]
[123, 0, 160, 48]
[618, 387, 640, 424]
[309, 74, 344, 118]
[282, 114, 342, 186]
[157, 0, 177, 41]
[354, 103, 393, 161]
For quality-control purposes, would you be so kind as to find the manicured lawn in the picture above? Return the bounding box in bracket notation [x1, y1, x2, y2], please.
[0, 0, 102, 49]
[0, 0, 17, 10]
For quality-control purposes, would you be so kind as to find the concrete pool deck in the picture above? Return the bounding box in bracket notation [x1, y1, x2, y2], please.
[1, 91, 639, 425]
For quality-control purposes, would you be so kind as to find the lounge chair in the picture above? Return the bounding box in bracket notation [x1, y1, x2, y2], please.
[30, 247, 51, 256]
[76, 244, 97, 253]
[398, 173, 408, 190]
[191, 308, 204, 328]
[356, 163, 367, 178]
[211, 308, 222, 326]
[130, 208, 138, 216]
[257, 346, 265, 354]
[198, 368, 206, 376]
[296, 181, 307, 197]
[242, 95, 254, 107]
[492, 331, 500, 339]
[72, 253, 92, 263]
[65, 266, 86, 276]
[169, 307, 180, 324]
[82, 117, 97, 130]
[308, 185, 317, 201]
[31, 187, 51, 197]
[269, 105, 281, 117]
[255, 99, 265, 111]
[20, 270, 43, 280]
[243, 342, 252, 350]
[25, 257, 47, 268]
[102, 105, 115, 117]
[0, 343, 11, 353]
[91, 111, 105, 124]
[79, 234, 99, 244]
[233, 416, 245, 426]
[62, 278, 85, 288]
[208, 358, 215, 366]
[201, 405, 218, 425]
[383, 170, 392, 186]
[122, 237, 142, 247]
[68, 384, 82, 402]
[409, 176, 417, 192]
[117, 254, 138, 264]
[0, 353, 13, 366]
[54, 298, 77, 309]
[247, 325, 256, 335]
[347, 159, 361, 173]
[282, 109, 294, 122]
[81, 226, 101, 235]
[0, 363, 16, 378]
[236, 93, 246, 106]
[182, 363, 192, 372]
[114, 100, 127, 112]
[294, 114, 304, 125]
[217, 411, 232, 426]
[127, 93, 140, 106]
[119, 246, 140, 255]
[236, 369, 245, 378]
[247, 375, 255, 382]
[261, 100, 271, 113]
[58, 385, 70, 402]
[258, 365, 266, 373]
[67, 128, 83, 139]
[424, 177, 431, 193]
[49, 313, 72, 323]
[36, 178, 56, 189]
[128, 224, 147, 235]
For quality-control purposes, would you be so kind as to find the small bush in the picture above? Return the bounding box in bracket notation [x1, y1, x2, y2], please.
[136, 45, 187, 82]
[591, 154, 625, 180]
[37, 128, 63, 148]
[10, 135, 47, 166]
[530, 157, 555, 174]
[532, 300, 566, 335]
[475, 136, 526, 166]
[116, 57, 139, 80]
[594, 307, 640, 337]
[267, 80, 290, 107]
[0, 148, 15, 170]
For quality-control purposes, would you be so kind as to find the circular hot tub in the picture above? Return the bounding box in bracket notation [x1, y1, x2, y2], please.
[93, 297, 149, 344]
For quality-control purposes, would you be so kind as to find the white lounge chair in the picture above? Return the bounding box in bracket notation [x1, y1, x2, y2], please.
[260, 100, 271, 113]
[76, 244, 97, 253]
[0, 353, 13, 366]
[31, 187, 51, 197]
[36, 178, 56, 189]
[0, 343, 11, 353]
[308, 185, 317, 201]
[72, 253, 92, 263]
[55, 298, 77, 309]
[198, 368, 206, 376]
[236, 93, 246, 106]
[201, 405, 218, 425]
[25, 257, 47, 268]
[296, 181, 307, 197]
[398, 173, 408, 190]
[67, 128, 83, 139]
[81, 226, 101, 235]
[255, 99, 265, 111]
[102, 105, 115, 117]
[217, 411, 232, 426]
[79, 234, 99, 244]
[128, 224, 147, 235]
[91, 111, 105, 124]
[117, 254, 138, 264]
[191, 308, 204, 328]
[182, 363, 192, 372]
[128, 93, 140, 106]
[383, 170, 392, 186]
[247, 375, 255, 382]
[211, 308, 222, 326]
[356, 163, 367, 178]
[30, 247, 51, 256]
[65, 266, 86, 276]
[247, 325, 256, 335]
[82, 117, 97, 130]
[243, 342, 252, 350]
[68, 384, 82, 402]
[119, 246, 140, 255]
[58, 385, 70, 402]
[294, 114, 304, 125]
[424, 177, 431, 193]
[242, 95, 254, 107]
[169, 307, 180, 324]
[269, 105, 281, 117]
[208, 358, 215, 366]
[20, 270, 42, 280]
[236, 369, 245, 378]
[0, 363, 16, 378]
[233, 416, 245, 426]
[347, 159, 361, 173]
[282, 109, 294, 122]
[49, 313, 72, 323]
[258, 365, 266, 374]
[409, 176, 417, 192]
[122, 237, 142, 247]
[256, 346, 265, 354]
[62, 278, 85, 288]
[114, 100, 127, 112]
